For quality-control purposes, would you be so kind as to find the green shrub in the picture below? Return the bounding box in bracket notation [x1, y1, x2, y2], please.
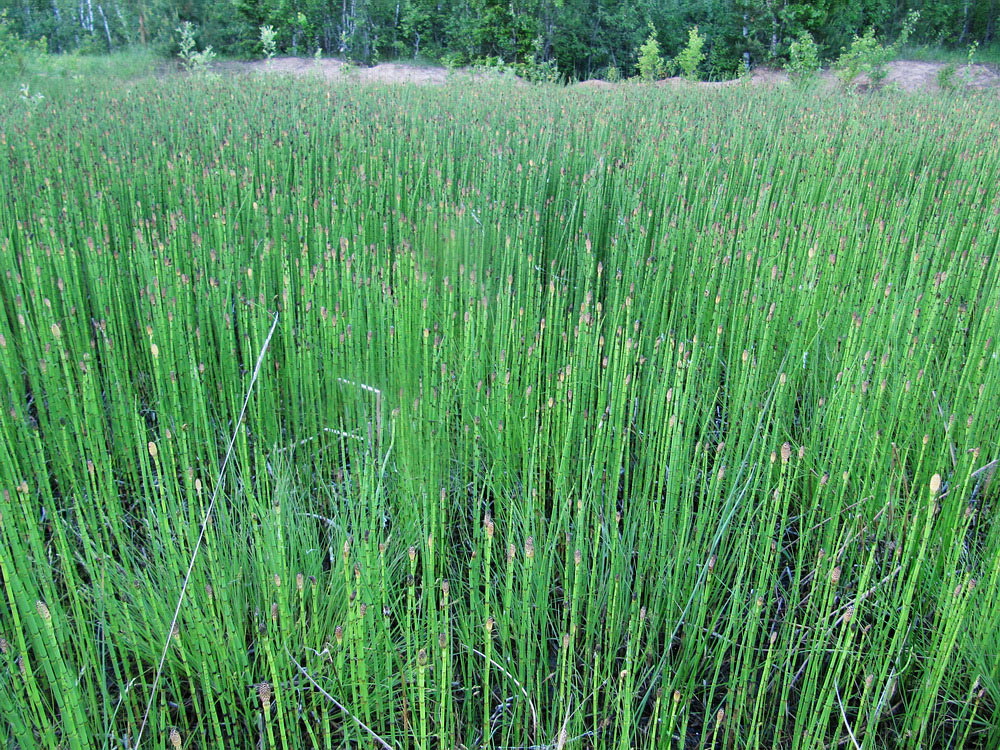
[674, 25, 706, 81]
[835, 10, 918, 90]
[937, 62, 960, 92]
[440, 51, 465, 70]
[938, 41, 982, 93]
[637, 23, 665, 81]
[472, 55, 515, 78]
[835, 27, 886, 87]
[259, 24, 278, 61]
[176, 21, 216, 73]
[0, 10, 46, 76]
[786, 31, 821, 87]
[517, 36, 561, 84]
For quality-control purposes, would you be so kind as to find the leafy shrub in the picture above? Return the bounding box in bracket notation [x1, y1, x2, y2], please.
[937, 42, 981, 93]
[835, 10, 918, 90]
[937, 62, 960, 92]
[176, 22, 216, 73]
[517, 36, 561, 84]
[259, 24, 277, 61]
[674, 26, 706, 81]
[834, 27, 886, 87]
[440, 51, 465, 70]
[518, 57, 560, 84]
[786, 31, 821, 87]
[0, 10, 46, 75]
[472, 56, 517, 80]
[637, 23, 665, 81]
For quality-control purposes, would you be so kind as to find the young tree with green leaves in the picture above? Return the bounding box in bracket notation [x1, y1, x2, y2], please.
[637, 21, 665, 80]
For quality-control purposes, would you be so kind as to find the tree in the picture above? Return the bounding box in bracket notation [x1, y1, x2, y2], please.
[471, 0, 539, 63]
[637, 21, 664, 80]
[673, 24, 704, 79]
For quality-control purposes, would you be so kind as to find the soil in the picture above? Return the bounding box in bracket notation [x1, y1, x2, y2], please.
[210, 56, 1000, 94]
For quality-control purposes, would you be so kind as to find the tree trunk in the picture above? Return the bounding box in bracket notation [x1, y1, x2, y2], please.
[958, 0, 971, 44]
[98, 3, 112, 48]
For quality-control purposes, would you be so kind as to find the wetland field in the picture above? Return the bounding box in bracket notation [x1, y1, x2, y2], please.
[1, 73, 999, 748]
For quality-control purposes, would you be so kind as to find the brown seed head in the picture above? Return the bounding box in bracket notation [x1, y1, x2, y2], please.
[929, 473, 941, 495]
[257, 681, 272, 711]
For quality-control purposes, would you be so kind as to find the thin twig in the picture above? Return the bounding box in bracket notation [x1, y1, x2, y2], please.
[466, 644, 539, 736]
[300, 511, 342, 528]
[554, 700, 572, 750]
[834, 681, 863, 750]
[289, 652, 395, 750]
[971, 458, 997, 478]
[134, 312, 278, 749]
[829, 565, 902, 621]
[272, 427, 364, 452]
[336, 377, 384, 450]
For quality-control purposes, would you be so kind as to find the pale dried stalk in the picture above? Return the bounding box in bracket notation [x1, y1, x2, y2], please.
[134, 312, 278, 749]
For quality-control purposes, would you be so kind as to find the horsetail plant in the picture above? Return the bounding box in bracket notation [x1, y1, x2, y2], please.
[0, 69, 998, 749]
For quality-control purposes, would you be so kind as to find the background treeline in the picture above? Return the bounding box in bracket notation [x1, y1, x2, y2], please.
[0, 0, 996, 79]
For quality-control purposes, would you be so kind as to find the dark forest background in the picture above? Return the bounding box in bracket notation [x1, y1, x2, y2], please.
[1, 0, 996, 79]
